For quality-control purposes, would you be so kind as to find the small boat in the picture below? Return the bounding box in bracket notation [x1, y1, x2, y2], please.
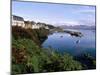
[60, 36, 63, 38]
[76, 40, 80, 44]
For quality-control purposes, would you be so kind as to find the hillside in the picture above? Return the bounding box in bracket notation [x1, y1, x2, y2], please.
[12, 26, 95, 74]
[12, 26, 49, 46]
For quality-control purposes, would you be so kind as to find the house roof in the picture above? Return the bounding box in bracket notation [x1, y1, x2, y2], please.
[12, 15, 24, 21]
[24, 21, 36, 25]
[37, 22, 46, 26]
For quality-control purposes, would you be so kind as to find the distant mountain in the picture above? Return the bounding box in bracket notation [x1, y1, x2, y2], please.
[58, 25, 96, 30]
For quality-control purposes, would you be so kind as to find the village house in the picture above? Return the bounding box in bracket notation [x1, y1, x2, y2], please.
[12, 15, 49, 29]
[32, 22, 40, 29]
[24, 21, 33, 29]
[36, 22, 49, 29]
[45, 26, 49, 29]
[36, 22, 45, 29]
[12, 15, 25, 28]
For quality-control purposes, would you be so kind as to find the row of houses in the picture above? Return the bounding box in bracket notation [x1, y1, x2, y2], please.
[12, 15, 49, 29]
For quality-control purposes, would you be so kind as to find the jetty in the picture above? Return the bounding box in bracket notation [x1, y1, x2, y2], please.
[63, 30, 83, 37]
[50, 28, 83, 37]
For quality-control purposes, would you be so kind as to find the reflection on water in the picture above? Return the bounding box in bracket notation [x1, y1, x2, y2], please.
[42, 29, 96, 57]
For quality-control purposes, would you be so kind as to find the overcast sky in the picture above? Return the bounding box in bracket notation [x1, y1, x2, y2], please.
[12, 1, 96, 26]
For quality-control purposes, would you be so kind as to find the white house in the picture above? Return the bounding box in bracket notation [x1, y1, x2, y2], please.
[45, 26, 49, 29]
[34, 22, 49, 29]
[12, 15, 25, 28]
[24, 21, 33, 29]
[32, 24, 40, 29]
[31, 22, 39, 29]
[12, 15, 49, 29]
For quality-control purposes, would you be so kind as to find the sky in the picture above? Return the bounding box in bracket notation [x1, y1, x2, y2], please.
[12, 1, 96, 26]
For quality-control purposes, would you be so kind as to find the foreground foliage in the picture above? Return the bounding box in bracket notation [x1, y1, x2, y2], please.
[12, 26, 95, 74]
[12, 38, 83, 74]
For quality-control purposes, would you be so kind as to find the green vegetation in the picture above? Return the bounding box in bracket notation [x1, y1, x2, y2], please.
[12, 26, 49, 46]
[12, 38, 83, 74]
[12, 26, 95, 74]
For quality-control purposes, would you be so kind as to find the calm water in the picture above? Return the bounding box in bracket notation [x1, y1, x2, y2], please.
[42, 29, 96, 57]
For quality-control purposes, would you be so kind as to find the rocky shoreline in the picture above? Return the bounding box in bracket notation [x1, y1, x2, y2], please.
[50, 28, 83, 37]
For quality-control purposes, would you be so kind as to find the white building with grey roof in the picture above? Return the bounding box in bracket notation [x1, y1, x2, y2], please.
[12, 15, 25, 28]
